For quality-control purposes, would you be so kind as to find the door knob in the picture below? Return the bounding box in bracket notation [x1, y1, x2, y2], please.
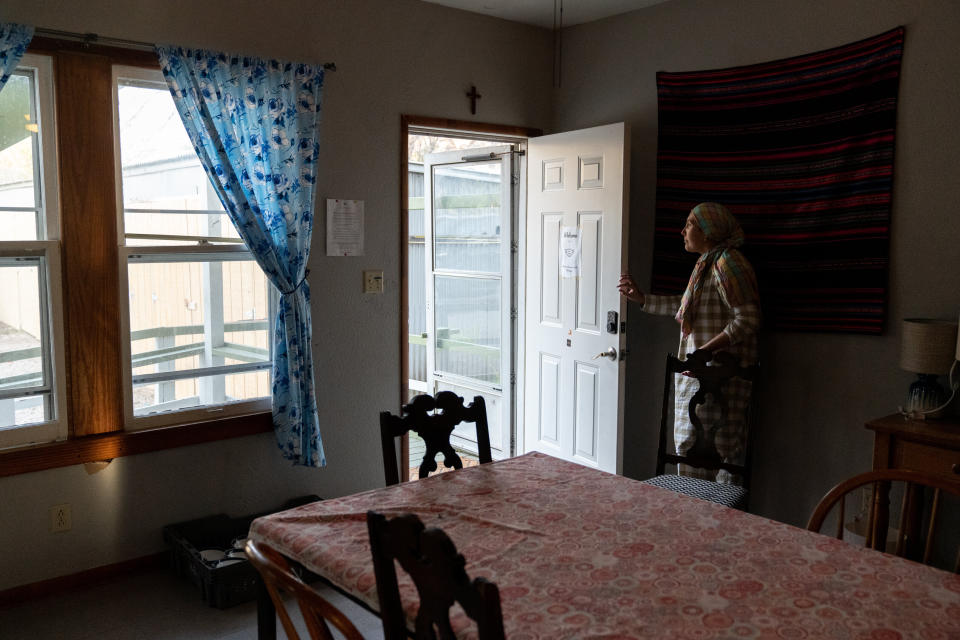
[592, 347, 617, 361]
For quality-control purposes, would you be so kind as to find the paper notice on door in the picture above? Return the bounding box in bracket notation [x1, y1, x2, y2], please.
[560, 226, 581, 278]
[326, 199, 364, 256]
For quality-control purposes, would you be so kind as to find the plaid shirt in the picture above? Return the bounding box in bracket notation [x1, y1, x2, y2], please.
[644, 269, 760, 483]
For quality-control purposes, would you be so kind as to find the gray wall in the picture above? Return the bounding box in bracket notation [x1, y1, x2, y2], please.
[0, 0, 552, 591]
[554, 0, 960, 527]
[2, 0, 958, 592]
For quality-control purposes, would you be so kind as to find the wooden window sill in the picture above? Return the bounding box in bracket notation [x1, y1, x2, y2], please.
[0, 412, 273, 478]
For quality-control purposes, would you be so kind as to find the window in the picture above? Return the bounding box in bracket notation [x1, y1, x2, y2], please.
[0, 54, 68, 449]
[0, 43, 275, 472]
[113, 66, 274, 430]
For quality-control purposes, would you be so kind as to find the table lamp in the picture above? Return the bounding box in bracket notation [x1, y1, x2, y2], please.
[899, 317, 959, 419]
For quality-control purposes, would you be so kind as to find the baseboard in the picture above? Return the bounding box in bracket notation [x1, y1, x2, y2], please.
[0, 551, 167, 609]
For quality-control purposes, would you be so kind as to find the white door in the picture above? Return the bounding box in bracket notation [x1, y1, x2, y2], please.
[521, 123, 630, 473]
[423, 146, 516, 459]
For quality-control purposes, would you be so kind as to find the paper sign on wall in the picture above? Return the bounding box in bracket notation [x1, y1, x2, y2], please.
[560, 226, 581, 278]
[326, 199, 364, 256]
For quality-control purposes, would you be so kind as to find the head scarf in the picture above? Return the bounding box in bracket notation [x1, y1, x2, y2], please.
[675, 203, 759, 335]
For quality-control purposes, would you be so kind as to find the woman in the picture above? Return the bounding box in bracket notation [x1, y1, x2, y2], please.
[619, 202, 760, 483]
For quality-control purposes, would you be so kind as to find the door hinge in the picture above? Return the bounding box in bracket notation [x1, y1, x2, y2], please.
[510, 308, 518, 320]
[510, 372, 517, 385]
[511, 174, 520, 186]
[510, 240, 519, 253]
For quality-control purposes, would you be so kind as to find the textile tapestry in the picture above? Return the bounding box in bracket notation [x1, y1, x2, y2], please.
[652, 27, 904, 334]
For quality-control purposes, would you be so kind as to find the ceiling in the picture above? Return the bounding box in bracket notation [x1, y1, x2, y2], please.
[418, 0, 672, 29]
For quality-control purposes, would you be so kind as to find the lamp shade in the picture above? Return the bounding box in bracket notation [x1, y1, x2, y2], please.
[900, 319, 958, 374]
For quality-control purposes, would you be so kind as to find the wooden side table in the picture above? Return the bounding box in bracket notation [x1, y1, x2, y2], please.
[866, 414, 960, 478]
[864, 414, 960, 556]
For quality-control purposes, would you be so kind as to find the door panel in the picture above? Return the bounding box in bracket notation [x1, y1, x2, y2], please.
[542, 159, 565, 191]
[433, 274, 501, 386]
[537, 352, 561, 447]
[574, 361, 599, 461]
[436, 379, 505, 453]
[576, 212, 602, 333]
[540, 213, 562, 325]
[522, 123, 629, 474]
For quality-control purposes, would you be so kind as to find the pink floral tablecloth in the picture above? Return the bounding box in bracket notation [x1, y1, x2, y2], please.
[249, 453, 960, 640]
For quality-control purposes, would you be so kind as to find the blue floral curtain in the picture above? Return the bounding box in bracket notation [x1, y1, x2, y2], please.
[0, 22, 34, 92]
[156, 46, 326, 467]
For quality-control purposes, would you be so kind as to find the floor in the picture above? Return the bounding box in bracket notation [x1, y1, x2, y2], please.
[0, 446, 480, 640]
[0, 567, 384, 640]
[407, 432, 479, 481]
[0, 443, 481, 640]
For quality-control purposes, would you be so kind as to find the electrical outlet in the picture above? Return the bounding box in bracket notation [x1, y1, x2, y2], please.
[50, 503, 72, 533]
[363, 270, 384, 294]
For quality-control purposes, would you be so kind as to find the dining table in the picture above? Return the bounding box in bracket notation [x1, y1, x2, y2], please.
[249, 452, 960, 639]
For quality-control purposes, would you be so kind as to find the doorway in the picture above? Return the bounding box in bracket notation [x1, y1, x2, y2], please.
[401, 117, 629, 479]
[401, 116, 537, 481]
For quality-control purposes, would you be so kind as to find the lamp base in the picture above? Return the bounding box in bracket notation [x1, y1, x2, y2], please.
[904, 374, 948, 418]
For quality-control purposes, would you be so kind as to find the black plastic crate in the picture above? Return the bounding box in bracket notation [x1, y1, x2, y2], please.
[163, 495, 321, 608]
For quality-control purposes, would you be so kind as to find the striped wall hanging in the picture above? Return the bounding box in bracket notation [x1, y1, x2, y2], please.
[652, 27, 904, 334]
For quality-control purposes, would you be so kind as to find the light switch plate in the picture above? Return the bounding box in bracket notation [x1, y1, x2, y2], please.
[363, 270, 384, 294]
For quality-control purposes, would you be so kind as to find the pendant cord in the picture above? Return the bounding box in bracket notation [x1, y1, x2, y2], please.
[552, 0, 563, 88]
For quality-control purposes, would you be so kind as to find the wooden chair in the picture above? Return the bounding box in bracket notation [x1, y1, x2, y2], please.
[380, 391, 493, 486]
[806, 469, 960, 572]
[245, 540, 365, 640]
[643, 350, 760, 510]
[366, 511, 505, 640]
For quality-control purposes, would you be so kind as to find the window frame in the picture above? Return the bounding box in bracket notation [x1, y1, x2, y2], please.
[0, 53, 69, 450]
[112, 65, 274, 431]
[0, 38, 273, 477]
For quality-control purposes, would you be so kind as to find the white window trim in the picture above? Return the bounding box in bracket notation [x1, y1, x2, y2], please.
[117, 245, 274, 432]
[112, 66, 273, 432]
[0, 54, 69, 450]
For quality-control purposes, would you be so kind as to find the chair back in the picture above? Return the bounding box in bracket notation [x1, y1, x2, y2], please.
[807, 469, 960, 572]
[380, 391, 492, 486]
[366, 511, 505, 640]
[245, 540, 365, 640]
[655, 350, 760, 483]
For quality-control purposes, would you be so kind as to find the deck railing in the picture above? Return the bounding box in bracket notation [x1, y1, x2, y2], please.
[0, 320, 268, 393]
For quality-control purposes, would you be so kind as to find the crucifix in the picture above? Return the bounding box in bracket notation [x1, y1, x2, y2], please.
[466, 85, 482, 115]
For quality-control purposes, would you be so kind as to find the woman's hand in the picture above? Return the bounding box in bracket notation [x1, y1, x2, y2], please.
[617, 273, 645, 304]
[699, 332, 731, 353]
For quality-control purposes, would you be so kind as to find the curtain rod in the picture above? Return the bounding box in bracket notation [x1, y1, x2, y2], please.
[33, 27, 337, 71]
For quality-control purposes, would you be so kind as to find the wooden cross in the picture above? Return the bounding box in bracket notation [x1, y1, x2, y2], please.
[466, 85, 481, 115]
